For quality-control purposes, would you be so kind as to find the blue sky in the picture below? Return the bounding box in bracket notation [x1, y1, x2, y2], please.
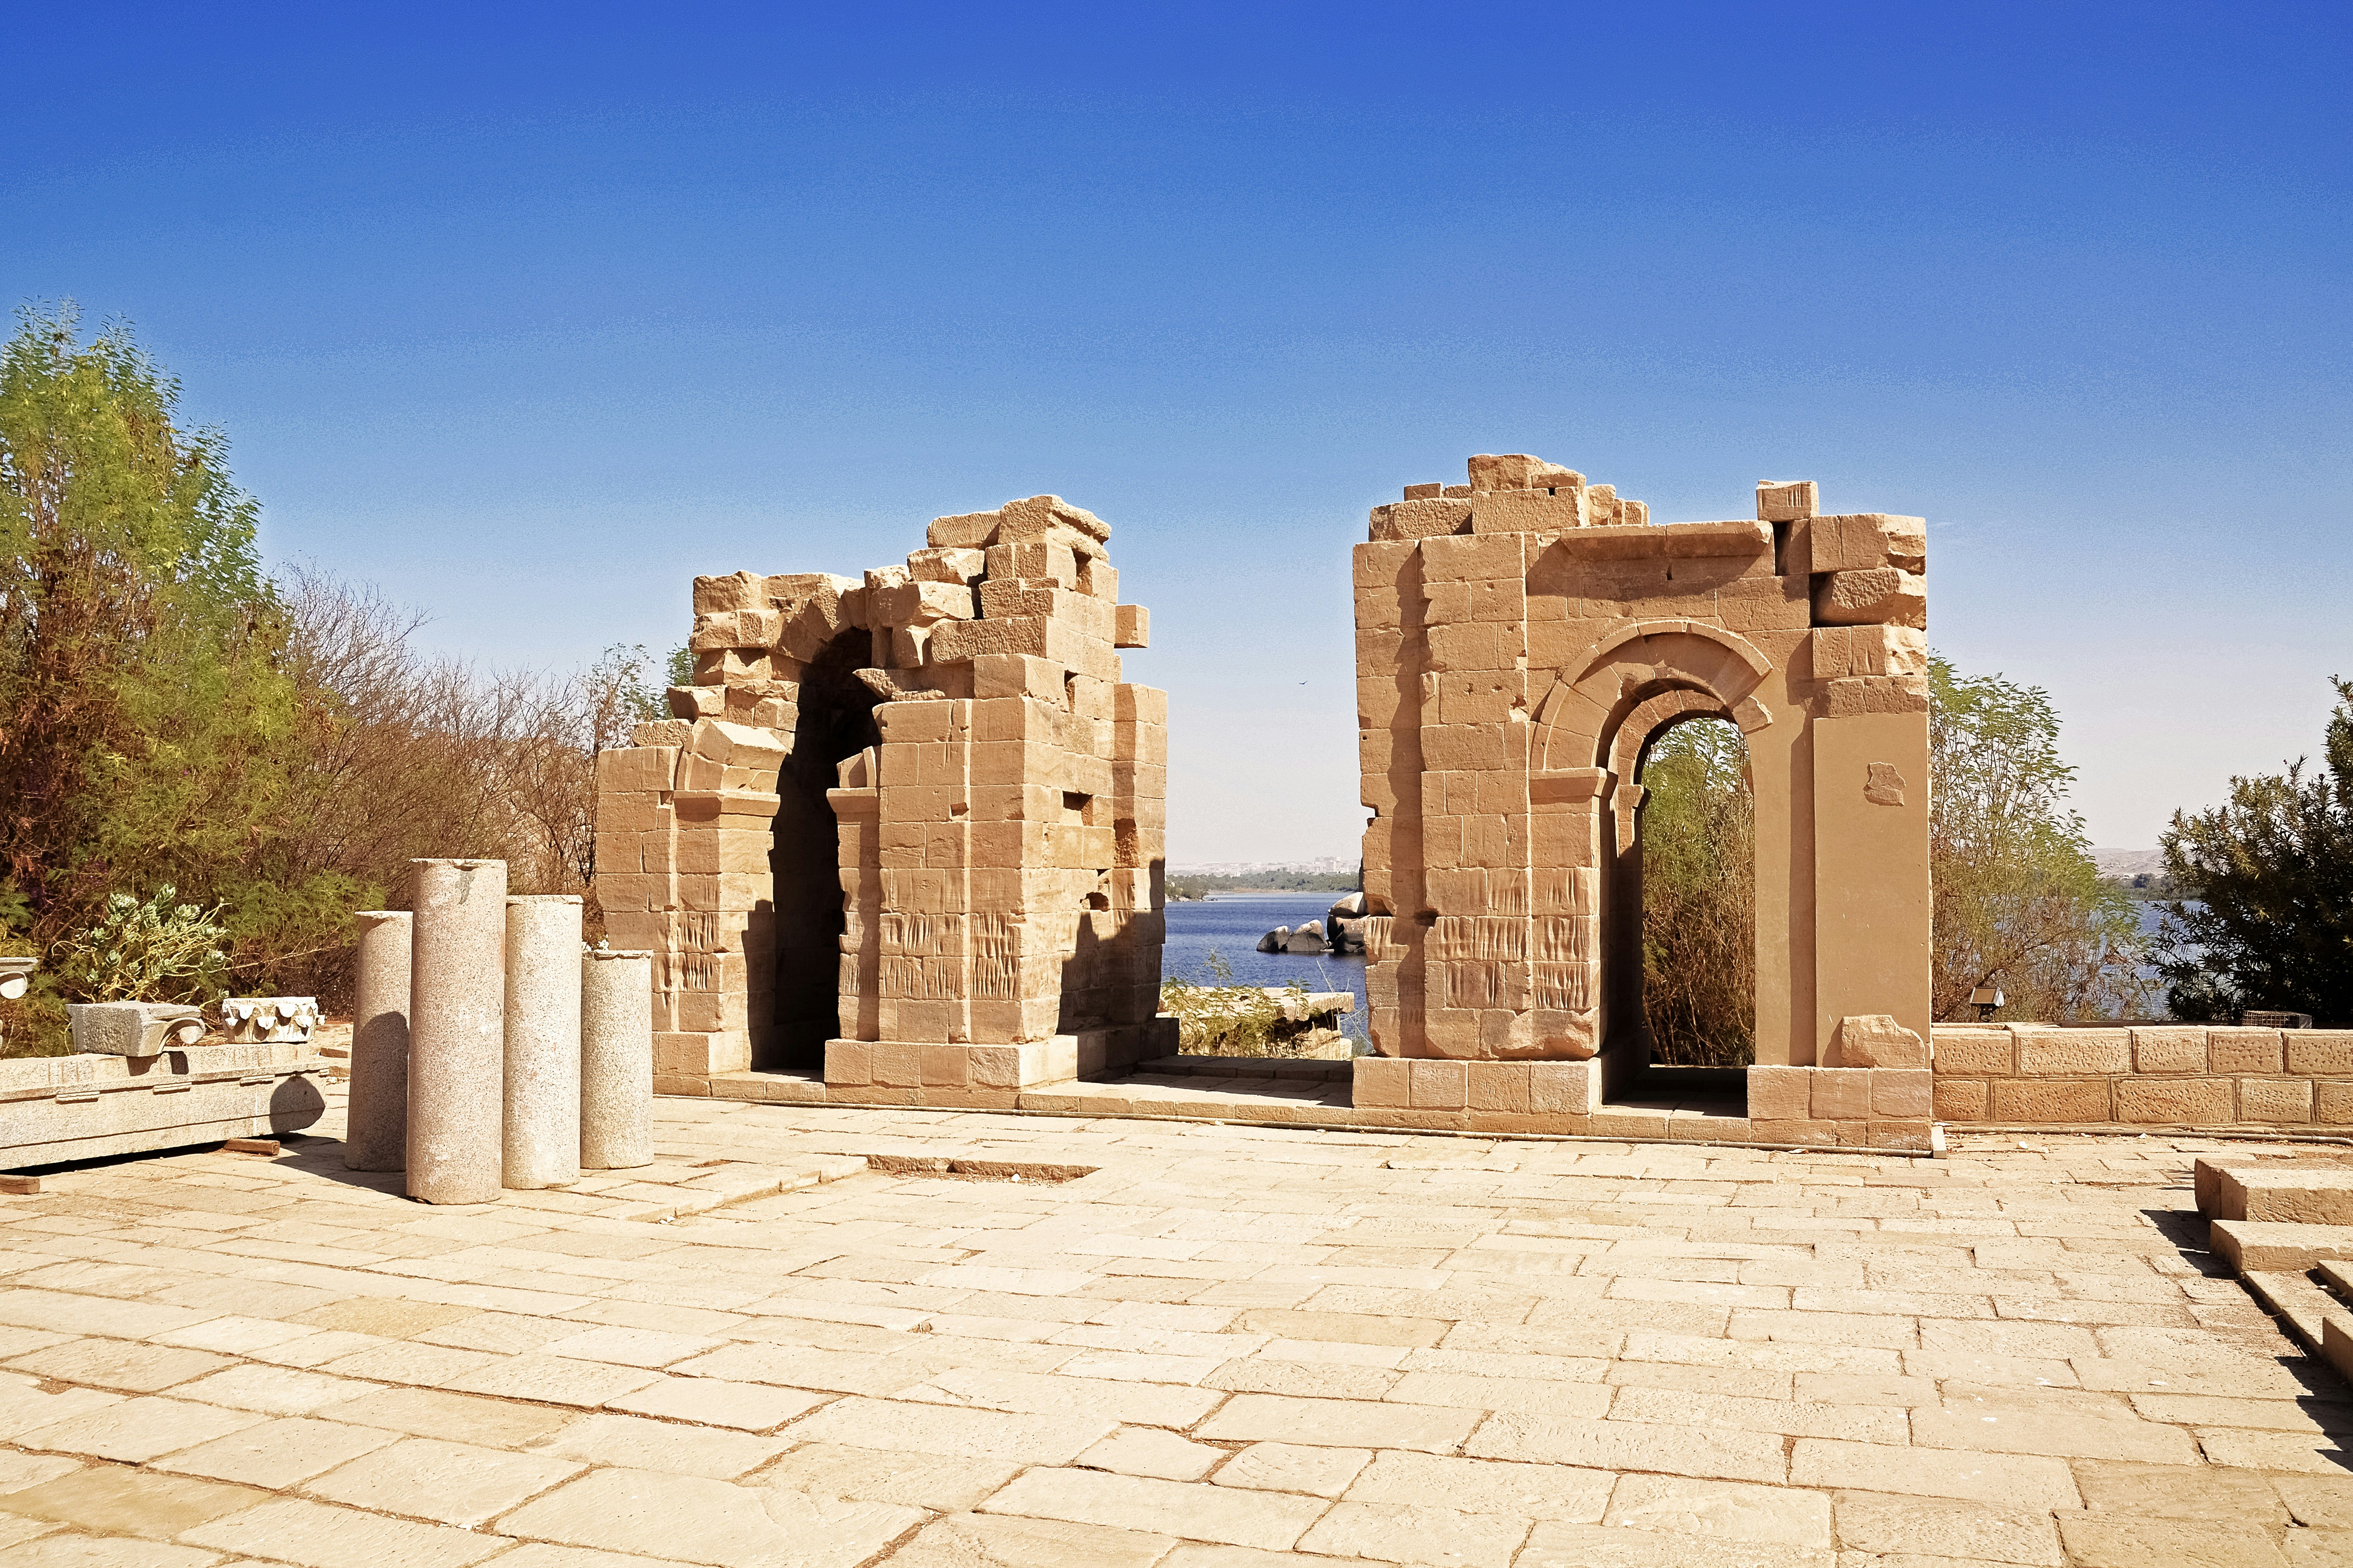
[6, 2, 2346, 862]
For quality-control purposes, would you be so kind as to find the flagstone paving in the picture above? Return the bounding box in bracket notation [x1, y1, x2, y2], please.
[0, 1087, 2347, 1566]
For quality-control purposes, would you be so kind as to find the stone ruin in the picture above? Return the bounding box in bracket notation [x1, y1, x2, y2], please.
[1349, 455, 1937, 1145]
[593, 494, 1176, 1105]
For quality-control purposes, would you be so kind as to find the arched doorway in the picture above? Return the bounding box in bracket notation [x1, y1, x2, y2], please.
[1632, 714, 1755, 1066]
[764, 627, 881, 1070]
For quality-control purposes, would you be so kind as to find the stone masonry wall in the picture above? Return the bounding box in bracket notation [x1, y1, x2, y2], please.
[1931, 1024, 2353, 1127]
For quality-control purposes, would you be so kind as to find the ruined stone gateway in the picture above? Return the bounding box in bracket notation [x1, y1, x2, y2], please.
[1349, 456, 1936, 1144]
[592, 494, 1175, 1104]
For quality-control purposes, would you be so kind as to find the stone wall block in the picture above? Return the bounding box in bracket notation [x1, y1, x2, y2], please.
[1528, 1061, 1599, 1114]
[1747, 1065, 1812, 1122]
[2317, 1083, 2353, 1124]
[1869, 1068, 1932, 1119]
[1351, 1057, 1412, 1108]
[2115, 1078, 2234, 1125]
[2014, 1029, 2129, 1076]
[2211, 1029, 2286, 1074]
[1930, 1027, 2012, 1076]
[1410, 1059, 1470, 1110]
[1988, 1078, 2111, 1124]
[2130, 1027, 2208, 1075]
[1932, 1078, 1989, 1121]
[2289, 1033, 2353, 1076]
[1809, 1069, 1871, 1122]
[2241, 1078, 2314, 1123]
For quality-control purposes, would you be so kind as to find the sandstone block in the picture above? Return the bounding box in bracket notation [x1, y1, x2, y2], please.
[1869, 1068, 1932, 1118]
[1528, 1060, 1598, 1113]
[1756, 480, 1817, 522]
[2014, 1028, 2128, 1076]
[1747, 1065, 1812, 1122]
[1350, 1057, 1411, 1108]
[1812, 567, 1926, 627]
[2210, 1028, 2285, 1074]
[1930, 1027, 2012, 1076]
[2130, 1026, 2207, 1074]
[1409, 1059, 1468, 1110]
[1114, 604, 1149, 648]
[1810, 1069, 1871, 1122]
[2115, 1077, 2234, 1125]
[2320, 1083, 2353, 1124]
[1833, 1014, 1928, 1068]
[1933, 1078, 1988, 1121]
[1988, 1078, 2111, 1123]
[2213, 1166, 2353, 1226]
[2289, 1032, 2353, 1075]
[2242, 1077, 2314, 1122]
[2209, 1220, 2353, 1273]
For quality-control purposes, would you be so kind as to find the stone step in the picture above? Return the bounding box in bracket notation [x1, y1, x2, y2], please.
[2211, 1218, 2353, 1272]
[2212, 1164, 2353, 1225]
[2194, 1153, 2353, 1215]
[2243, 1269, 2353, 1355]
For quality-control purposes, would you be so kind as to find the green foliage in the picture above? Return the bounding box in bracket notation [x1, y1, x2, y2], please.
[1639, 719, 1755, 1065]
[1930, 655, 2150, 1021]
[50, 885, 229, 1003]
[666, 643, 696, 690]
[0, 303, 355, 985]
[2157, 677, 2353, 1024]
[1165, 870, 1360, 900]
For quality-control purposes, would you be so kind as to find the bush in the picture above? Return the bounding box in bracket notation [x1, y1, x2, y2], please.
[50, 885, 230, 1004]
[1639, 718, 1756, 1066]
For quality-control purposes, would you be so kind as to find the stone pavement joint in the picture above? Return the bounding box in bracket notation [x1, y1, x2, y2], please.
[0, 1086, 2343, 1565]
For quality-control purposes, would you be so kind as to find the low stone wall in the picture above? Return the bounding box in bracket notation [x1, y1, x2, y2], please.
[1930, 1024, 2353, 1127]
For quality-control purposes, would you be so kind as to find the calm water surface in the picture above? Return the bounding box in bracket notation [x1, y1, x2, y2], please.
[1160, 893, 1369, 1037]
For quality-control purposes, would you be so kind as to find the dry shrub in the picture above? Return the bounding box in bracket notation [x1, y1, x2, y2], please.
[1639, 718, 1756, 1066]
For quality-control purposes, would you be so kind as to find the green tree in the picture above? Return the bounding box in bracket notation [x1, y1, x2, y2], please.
[0, 303, 357, 1040]
[2156, 677, 2353, 1024]
[1639, 718, 1755, 1065]
[1930, 655, 2150, 1021]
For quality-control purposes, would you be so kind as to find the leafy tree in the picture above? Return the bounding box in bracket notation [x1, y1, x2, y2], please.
[1930, 655, 2150, 1021]
[2156, 677, 2353, 1024]
[1639, 717, 1755, 1064]
[0, 304, 356, 1043]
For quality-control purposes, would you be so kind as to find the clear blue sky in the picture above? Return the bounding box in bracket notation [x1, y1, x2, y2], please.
[7, 2, 2346, 862]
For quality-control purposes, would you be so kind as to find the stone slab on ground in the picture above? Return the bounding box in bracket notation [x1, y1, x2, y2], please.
[0, 1089, 2339, 1563]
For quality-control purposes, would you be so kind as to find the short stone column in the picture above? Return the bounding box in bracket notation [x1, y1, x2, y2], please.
[346, 910, 412, 1171]
[407, 858, 506, 1204]
[505, 894, 584, 1189]
[581, 948, 654, 1170]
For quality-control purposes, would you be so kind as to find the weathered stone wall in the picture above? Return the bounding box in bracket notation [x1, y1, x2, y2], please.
[1353, 455, 1932, 1083]
[593, 494, 1174, 1098]
[1932, 1024, 2353, 1126]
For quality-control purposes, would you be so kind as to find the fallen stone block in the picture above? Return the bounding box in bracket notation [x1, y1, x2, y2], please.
[2209, 1219, 2353, 1273]
[67, 1002, 205, 1057]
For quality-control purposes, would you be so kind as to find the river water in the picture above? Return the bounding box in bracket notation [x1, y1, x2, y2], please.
[1160, 893, 1369, 1038]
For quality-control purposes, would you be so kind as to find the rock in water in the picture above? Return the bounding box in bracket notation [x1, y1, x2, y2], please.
[1283, 920, 1329, 955]
[1256, 926, 1290, 954]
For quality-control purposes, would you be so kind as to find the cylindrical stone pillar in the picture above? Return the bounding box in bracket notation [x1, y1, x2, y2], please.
[504, 894, 584, 1189]
[581, 948, 654, 1170]
[346, 910, 412, 1171]
[406, 858, 506, 1204]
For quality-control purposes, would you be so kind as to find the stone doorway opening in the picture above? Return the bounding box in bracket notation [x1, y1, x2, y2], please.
[763, 627, 881, 1071]
[1633, 714, 1757, 1069]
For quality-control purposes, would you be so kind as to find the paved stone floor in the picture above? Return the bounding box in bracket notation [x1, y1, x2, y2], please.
[2, 1089, 2350, 1567]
